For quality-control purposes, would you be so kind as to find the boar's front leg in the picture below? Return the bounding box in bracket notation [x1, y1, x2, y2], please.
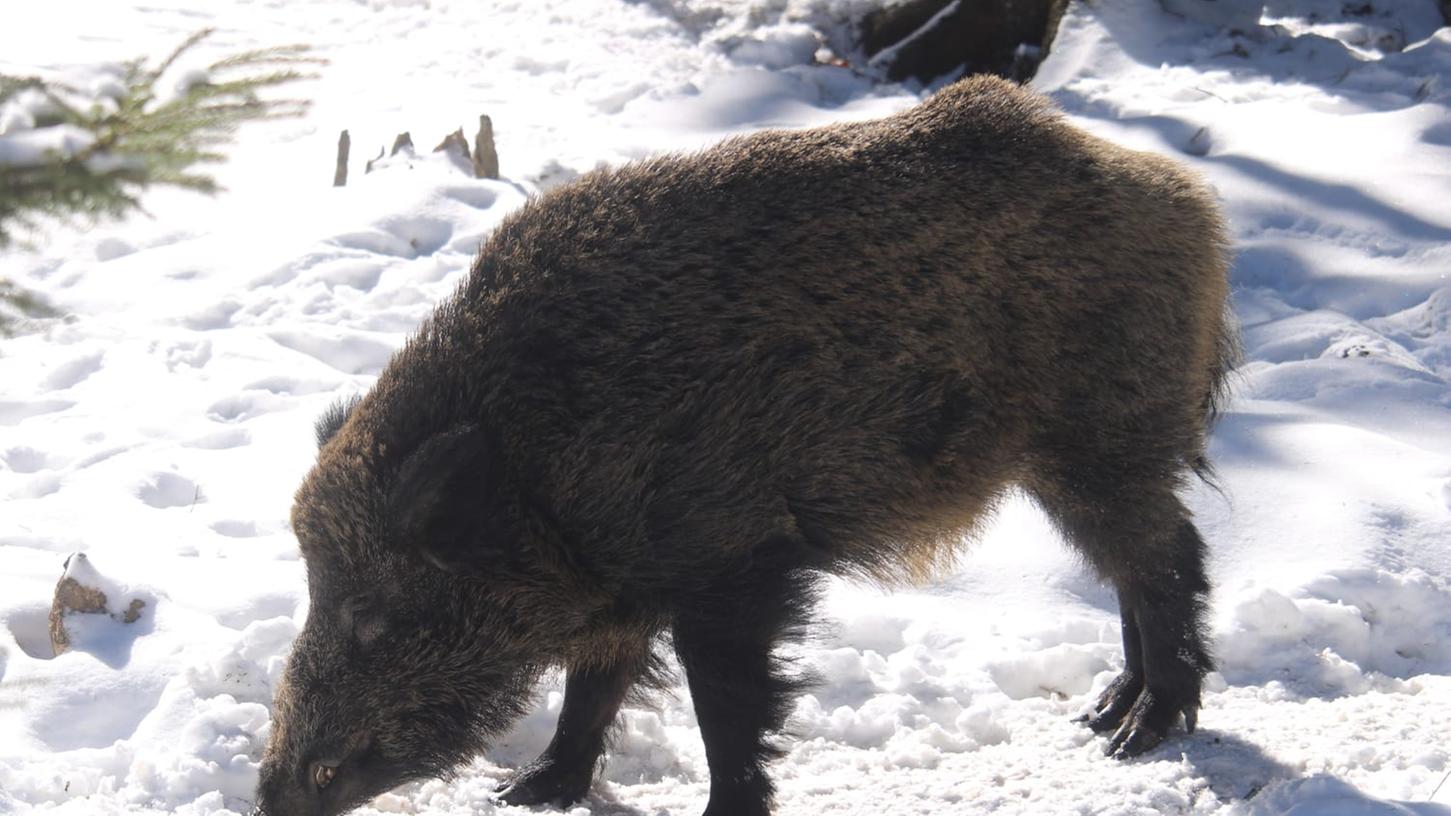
[673, 566, 816, 816]
[497, 655, 643, 806]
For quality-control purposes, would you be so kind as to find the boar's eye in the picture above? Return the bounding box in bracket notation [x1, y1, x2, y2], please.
[312, 761, 336, 789]
[340, 600, 386, 647]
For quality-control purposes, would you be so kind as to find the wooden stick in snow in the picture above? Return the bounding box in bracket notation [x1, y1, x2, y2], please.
[334, 129, 350, 187]
[474, 115, 500, 180]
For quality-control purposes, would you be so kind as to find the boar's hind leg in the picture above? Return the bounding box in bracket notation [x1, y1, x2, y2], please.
[1034, 480, 1212, 759]
[673, 567, 818, 816]
[496, 654, 645, 806]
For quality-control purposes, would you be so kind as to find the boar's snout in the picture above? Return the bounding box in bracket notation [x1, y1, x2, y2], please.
[253, 756, 313, 816]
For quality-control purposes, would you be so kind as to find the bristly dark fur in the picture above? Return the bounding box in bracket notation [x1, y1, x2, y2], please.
[314, 395, 361, 449]
[256, 75, 1240, 816]
[1192, 302, 1244, 488]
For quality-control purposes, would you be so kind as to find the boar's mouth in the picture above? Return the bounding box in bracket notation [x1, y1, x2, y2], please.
[254, 736, 422, 816]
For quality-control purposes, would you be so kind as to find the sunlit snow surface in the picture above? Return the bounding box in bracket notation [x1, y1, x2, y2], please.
[3, 1, 1451, 814]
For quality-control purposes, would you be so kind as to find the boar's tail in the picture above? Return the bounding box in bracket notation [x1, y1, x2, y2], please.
[1192, 301, 1243, 487]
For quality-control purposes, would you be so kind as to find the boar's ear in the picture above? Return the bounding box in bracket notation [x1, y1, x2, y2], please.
[315, 395, 361, 448]
[387, 425, 505, 572]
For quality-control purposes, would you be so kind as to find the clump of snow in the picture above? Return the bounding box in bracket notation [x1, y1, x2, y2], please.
[1218, 569, 1451, 696]
[987, 644, 1111, 701]
[727, 23, 821, 69]
[0, 125, 95, 167]
[0, 90, 43, 136]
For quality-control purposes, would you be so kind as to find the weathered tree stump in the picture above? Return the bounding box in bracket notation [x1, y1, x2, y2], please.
[434, 127, 473, 174]
[365, 133, 414, 174]
[346, 118, 500, 180]
[364, 145, 385, 174]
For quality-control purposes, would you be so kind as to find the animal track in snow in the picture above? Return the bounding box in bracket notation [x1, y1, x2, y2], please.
[243, 375, 339, 396]
[137, 472, 202, 509]
[268, 329, 396, 375]
[253, 250, 334, 288]
[183, 428, 252, 449]
[73, 446, 126, 469]
[0, 400, 75, 426]
[10, 473, 63, 499]
[5, 604, 55, 660]
[206, 393, 286, 423]
[94, 236, 136, 261]
[331, 214, 455, 259]
[42, 352, 104, 391]
[181, 300, 242, 331]
[217, 594, 302, 630]
[211, 520, 259, 538]
[327, 229, 417, 258]
[440, 184, 499, 209]
[2, 446, 53, 473]
[158, 340, 213, 371]
[304, 259, 386, 292]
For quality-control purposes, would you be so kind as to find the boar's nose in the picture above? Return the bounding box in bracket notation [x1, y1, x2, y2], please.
[254, 759, 322, 816]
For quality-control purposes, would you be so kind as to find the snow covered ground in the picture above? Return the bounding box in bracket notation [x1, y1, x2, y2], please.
[3, 0, 1451, 814]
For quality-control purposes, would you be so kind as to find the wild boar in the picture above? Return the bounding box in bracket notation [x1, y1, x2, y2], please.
[254, 74, 1238, 816]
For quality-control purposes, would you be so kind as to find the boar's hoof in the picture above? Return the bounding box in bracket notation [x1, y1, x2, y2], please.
[496, 757, 594, 807]
[1074, 669, 1142, 733]
[1102, 687, 1198, 760]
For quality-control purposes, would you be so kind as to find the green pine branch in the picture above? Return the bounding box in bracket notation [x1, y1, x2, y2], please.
[0, 28, 323, 248]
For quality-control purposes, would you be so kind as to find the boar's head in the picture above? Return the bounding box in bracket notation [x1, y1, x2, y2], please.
[255, 415, 551, 816]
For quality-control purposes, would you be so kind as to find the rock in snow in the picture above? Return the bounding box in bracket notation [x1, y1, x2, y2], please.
[47, 553, 146, 657]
